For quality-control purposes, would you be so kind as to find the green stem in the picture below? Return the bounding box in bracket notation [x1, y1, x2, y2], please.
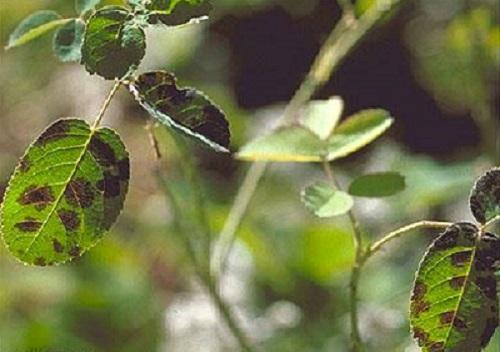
[482, 215, 500, 231]
[213, 0, 408, 278]
[92, 80, 121, 130]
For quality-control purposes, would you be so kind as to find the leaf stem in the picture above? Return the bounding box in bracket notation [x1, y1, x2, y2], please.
[213, 0, 407, 277]
[92, 80, 121, 130]
[481, 215, 500, 231]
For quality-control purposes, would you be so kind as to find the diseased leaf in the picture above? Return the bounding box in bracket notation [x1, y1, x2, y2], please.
[129, 71, 230, 152]
[146, 0, 212, 26]
[410, 223, 499, 352]
[81, 6, 146, 80]
[301, 182, 353, 218]
[0, 119, 129, 266]
[53, 19, 85, 63]
[75, 0, 101, 14]
[300, 97, 343, 140]
[348, 172, 405, 198]
[237, 109, 393, 162]
[470, 168, 500, 224]
[6, 11, 69, 49]
[325, 109, 393, 161]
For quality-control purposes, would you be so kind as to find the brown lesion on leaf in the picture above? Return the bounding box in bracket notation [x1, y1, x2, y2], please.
[68, 245, 81, 257]
[439, 311, 454, 325]
[34, 257, 47, 266]
[52, 238, 64, 253]
[97, 172, 121, 198]
[449, 276, 466, 290]
[19, 157, 31, 173]
[15, 217, 42, 232]
[433, 229, 459, 250]
[413, 327, 429, 346]
[428, 341, 444, 352]
[35, 120, 71, 146]
[18, 185, 55, 210]
[57, 209, 80, 232]
[453, 316, 467, 330]
[412, 280, 427, 301]
[450, 251, 472, 267]
[117, 158, 130, 181]
[411, 299, 430, 317]
[64, 178, 95, 208]
[481, 317, 499, 347]
[89, 136, 116, 167]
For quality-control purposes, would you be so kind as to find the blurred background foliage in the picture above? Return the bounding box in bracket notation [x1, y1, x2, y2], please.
[0, 0, 498, 351]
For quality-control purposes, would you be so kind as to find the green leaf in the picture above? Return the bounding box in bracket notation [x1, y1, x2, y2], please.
[146, 0, 212, 26]
[81, 6, 146, 80]
[75, 0, 101, 14]
[410, 223, 499, 352]
[53, 19, 85, 63]
[470, 168, 500, 224]
[348, 171, 405, 198]
[301, 182, 353, 218]
[0, 119, 130, 266]
[325, 109, 393, 161]
[300, 97, 343, 140]
[129, 71, 231, 152]
[6, 11, 69, 49]
[237, 109, 393, 162]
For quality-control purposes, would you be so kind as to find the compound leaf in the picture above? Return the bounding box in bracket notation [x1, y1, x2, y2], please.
[348, 172, 405, 198]
[325, 109, 393, 161]
[0, 119, 129, 266]
[146, 0, 212, 26]
[301, 182, 353, 218]
[300, 97, 343, 140]
[81, 6, 146, 80]
[53, 19, 85, 62]
[75, 0, 101, 15]
[129, 71, 230, 152]
[410, 223, 499, 352]
[6, 11, 68, 49]
[470, 168, 500, 224]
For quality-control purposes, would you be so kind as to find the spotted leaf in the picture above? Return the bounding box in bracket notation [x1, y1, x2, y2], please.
[129, 71, 230, 152]
[0, 119, 129, 266]
[470, 168, 500, 224]
[53, 19, 85, 63]
[81, 6, 146, 80]
[410, 223, 499, 352]
[145, 0, 212, 26]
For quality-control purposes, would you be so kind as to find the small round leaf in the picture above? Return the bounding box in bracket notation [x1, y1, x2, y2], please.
[301, 182, 354, 218]
[469, 167, 500, 224]
[348, 172, 405, 198]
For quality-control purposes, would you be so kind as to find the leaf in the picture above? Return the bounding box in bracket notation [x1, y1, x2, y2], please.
[75, 0, 101, 15]
[237, 109, 393, 162]
[146, 0, 212, 26]
[325, 109, 393, 161]
[301, 182, 353, 218]
[53, 19, 85, 63]
[410, 223, 499, 352]
[300, 97, 343, 140]
[348, 172, 405, 198]
[81, 6, 146, 80]
[0, 119, 130, 266]
[470, 168, 500, 224]
[129, 71, 231, 152]
[6, 11, 69, 49]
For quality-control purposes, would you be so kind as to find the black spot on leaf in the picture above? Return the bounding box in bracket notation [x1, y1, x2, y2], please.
[117, 158, 130, 180]
[449, 276, 466, 290]
[412, 281, 427, 300]
[52, 239, 64, 253]
[15, 218, 42, 232]
[439, 311, 454, 325]
[69, 245, 81, 257]
[413, 327, 429, 345]
[481, 317, 499, 347]
[89, 136, 116, 167]
[18, 185, 55, 209]
[428, 341, 444, 352]
[451, 251, 472, 267]
[64, 178, 95, 208]
[35, 120, 71, 146]
[475, 276, 497, 300]
[453, 317, 467, 330]
[19, 157, 31, 172]
[57, 209, 80, 232]
[34, 257, 47, 266]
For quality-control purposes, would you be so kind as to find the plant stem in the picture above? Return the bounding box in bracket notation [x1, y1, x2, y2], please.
[482, 215, 500, 231]
[92, 80, 121, 129]
[213, 0, 407, 277]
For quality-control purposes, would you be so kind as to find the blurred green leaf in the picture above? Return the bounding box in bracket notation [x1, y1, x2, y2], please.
[6, 11, 68, 49]
[81, 6, 146, 80]
[300, 97, 343, 140]
[146, 0, 212, 26]
[53, 19, 85, 63]
[301, 182, 353, 218]
[0, 119, 129, 266]
[470, 167, 500, 224]
[410, 223, 499, 351]
[348, 171, 405, 198]
[129, 71, 231, 152]
[75, 0, 101, 15]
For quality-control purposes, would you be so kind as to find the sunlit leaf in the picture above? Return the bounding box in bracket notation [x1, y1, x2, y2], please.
[410, 223, 499, 352]
[129, 71, 230, 152]
[0, 119, 130, 266]
[75, 0, 101, 14]
[146, 0, 212, 26]
[470, 168, 500, 224]
[348, 171, 405, 198]
[300, 97, 343, 140]
[53, 19, 85, 63]
[6, 11, 69, 49]
[301, 182, 353, 218]
[325, 109, 393, 161]
[81, 6, 146, 80]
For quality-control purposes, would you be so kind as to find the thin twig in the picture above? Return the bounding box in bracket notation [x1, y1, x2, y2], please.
[482, 215, 500, 231]
[92, 80, 121, 129]
[145, 121, 162, 160]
